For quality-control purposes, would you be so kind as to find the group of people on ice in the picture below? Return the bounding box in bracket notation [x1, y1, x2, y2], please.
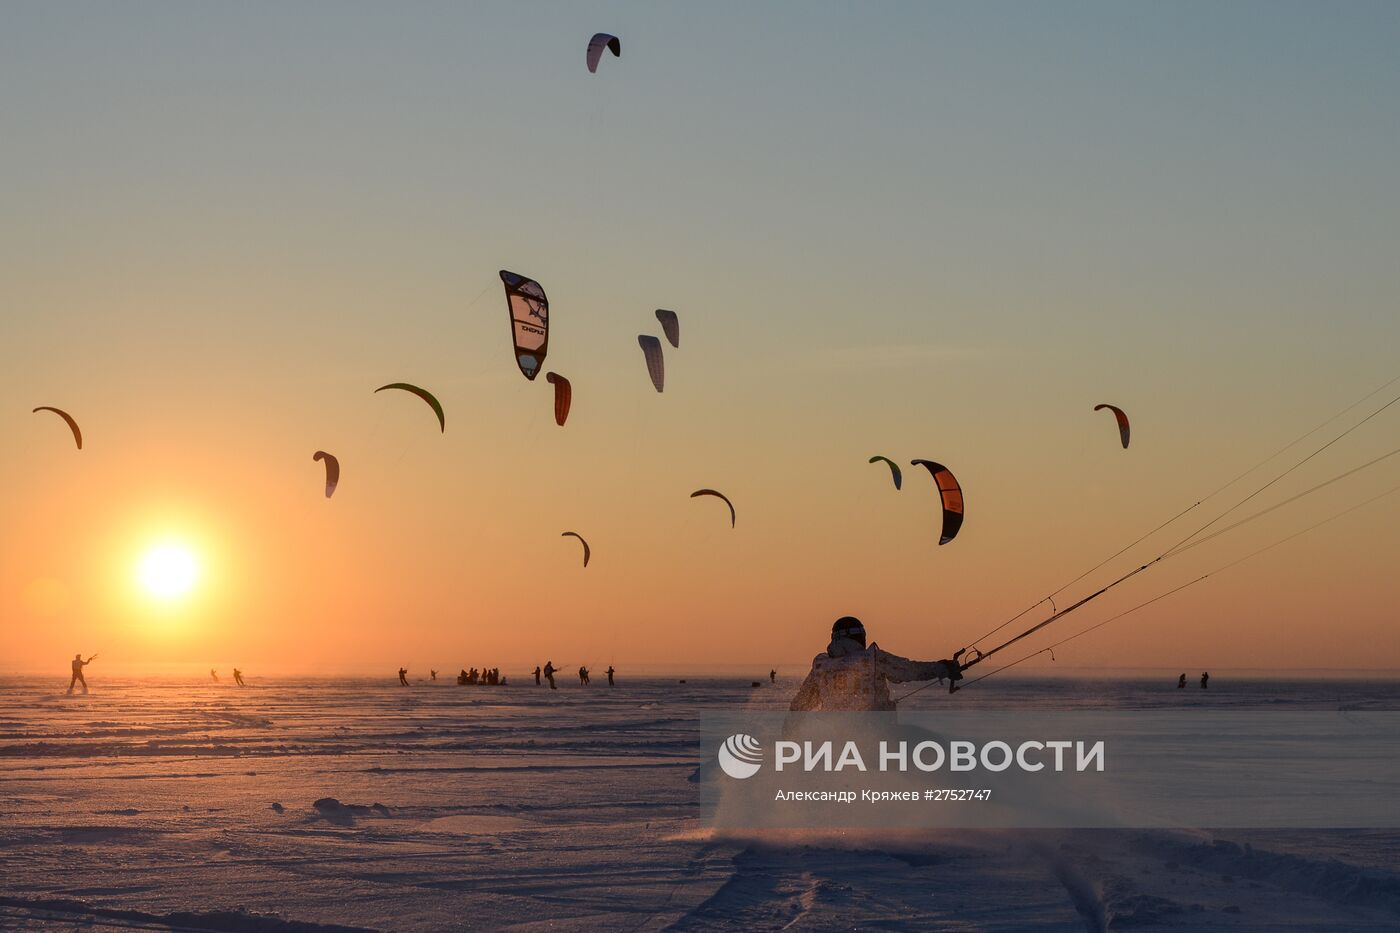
[389, 664, 620, 688]
[531, 662, 616, 688]
[455, 667, 505, 686]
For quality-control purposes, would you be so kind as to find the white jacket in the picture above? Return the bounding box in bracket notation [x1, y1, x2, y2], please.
[789, 638, 956, 712]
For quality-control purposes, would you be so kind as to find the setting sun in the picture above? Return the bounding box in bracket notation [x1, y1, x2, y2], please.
[136, 544, 200, 601]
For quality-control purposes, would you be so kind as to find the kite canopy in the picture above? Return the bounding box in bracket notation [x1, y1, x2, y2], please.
[656, 309, 680, 348]
[31, 406, 82, 449]
[690, 488, 736, 528]
[868, 456, 902, 490]
[638, 335, 665, 392]
[500, 270, 549, 381]
[545, 372, 572, 426]
[374, 383, 445, 432]
[561, 531, 591, 567]
[313, 451, 340, 498]
[586, 33, 621, 73]
[910, 460, 964, 545]
[1094, 404, 1131, 449]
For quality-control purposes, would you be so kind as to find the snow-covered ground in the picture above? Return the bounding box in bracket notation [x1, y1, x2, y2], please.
[2, 675, 1397, 930]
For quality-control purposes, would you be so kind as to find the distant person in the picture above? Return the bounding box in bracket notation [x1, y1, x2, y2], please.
[579, 666, 589, 686]
[543, 661, 558, 690]
[430, 670, 437, 681]
[606, 666, 615, 687]
[1177, 673, 1186, 689]
[233, 668, 245, 687]
[770, 669, 777, 684]
[1200, 671, 1209, 689]
[67, 653, 96, 695]
[789, 617, 959, 712]
[533, 665, 542, 686]
[457, 669, 468, 685]
[210, 669, 219, 683]
[398, 667, 409, 687]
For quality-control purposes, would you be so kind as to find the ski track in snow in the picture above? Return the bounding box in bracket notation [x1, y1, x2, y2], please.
[2, 675, 1399, 931]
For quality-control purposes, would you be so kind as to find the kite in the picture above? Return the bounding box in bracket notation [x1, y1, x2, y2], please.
[374, 383, 445, 432]
[587, 33, 621, 73]
[546, 372, 572, 426]
[910, 460, 964, 545]
[561, 531, 591, 567]
[313, 451, 340, 498]
[638, 335, 665, 392]
[656, 309, 680, 348]
[31, 407, 82, 449]
[691, 488, 736, 528]
[1094, 404, 1130, 449]
[500, 270, 549, 381]
[868, 456, 902, 490]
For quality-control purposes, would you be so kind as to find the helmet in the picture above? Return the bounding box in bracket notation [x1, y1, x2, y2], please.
[831, 616, 866, 646]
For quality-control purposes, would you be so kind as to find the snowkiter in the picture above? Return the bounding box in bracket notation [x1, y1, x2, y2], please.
[67, 654, 96, 695]
[789, 617, 959, 712]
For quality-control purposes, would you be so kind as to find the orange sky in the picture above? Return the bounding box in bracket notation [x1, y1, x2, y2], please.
[2, 4, 1399, 675]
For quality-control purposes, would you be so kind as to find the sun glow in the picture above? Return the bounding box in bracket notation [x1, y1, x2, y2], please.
[136, 544, 201, 602]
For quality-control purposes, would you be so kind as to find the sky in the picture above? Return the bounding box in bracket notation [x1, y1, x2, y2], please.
[2, 1, 1399, 675]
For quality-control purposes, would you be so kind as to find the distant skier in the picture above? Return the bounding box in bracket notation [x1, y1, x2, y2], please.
[534, 665, 542, 686]
[1177, 673, 1186, 689]
[1200, 671, 1210, 689]
[67, 653, 96, 695]
[606, 666, 615, 687]
[398, 667, 409, 687]
[233, 668, 245, 687]
[789, 617, 959, 712]
[543, 662, 558, 690]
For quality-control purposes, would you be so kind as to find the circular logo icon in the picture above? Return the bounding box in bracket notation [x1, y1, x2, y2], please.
[717, 733, 763, 779]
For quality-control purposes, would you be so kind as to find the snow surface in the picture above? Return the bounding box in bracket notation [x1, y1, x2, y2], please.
[2, 675, 1398, 930]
